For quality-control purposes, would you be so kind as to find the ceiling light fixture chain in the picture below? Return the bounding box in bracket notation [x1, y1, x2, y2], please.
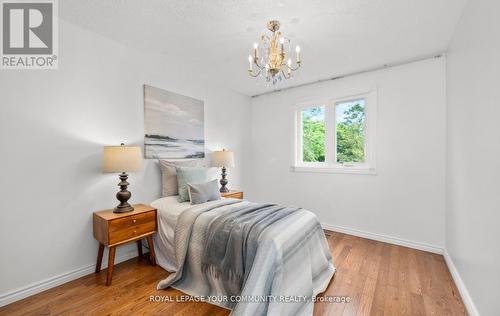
[248, 20, 301, 85]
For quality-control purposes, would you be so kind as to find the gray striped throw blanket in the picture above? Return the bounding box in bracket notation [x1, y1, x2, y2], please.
[157, 199, 335, 316]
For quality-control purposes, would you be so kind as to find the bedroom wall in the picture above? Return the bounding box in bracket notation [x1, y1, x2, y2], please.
[445, 0, 500, 314]
[0, 19, 251, 305]
[248, 58, 446, 249]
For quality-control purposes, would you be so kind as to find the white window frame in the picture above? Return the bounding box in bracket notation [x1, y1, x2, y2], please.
[291, 90, 377, 175]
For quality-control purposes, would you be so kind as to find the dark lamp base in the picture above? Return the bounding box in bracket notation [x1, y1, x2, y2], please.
[113, 172, 134, 213]
[219, 166, 229, 193]
[113, 204, 134, 213]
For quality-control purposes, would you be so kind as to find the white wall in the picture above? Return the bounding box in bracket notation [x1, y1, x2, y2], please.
[0, 19, 250, 304]
[446, 0, 500, 315]
[248, 58, 446, 249]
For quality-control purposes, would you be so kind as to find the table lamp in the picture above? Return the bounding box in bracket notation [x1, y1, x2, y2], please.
[102, 143, 143, 213]
[211, 149, 235, 193]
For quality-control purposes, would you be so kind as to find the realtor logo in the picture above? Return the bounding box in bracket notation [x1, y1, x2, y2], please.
[1, 0, 58, 69]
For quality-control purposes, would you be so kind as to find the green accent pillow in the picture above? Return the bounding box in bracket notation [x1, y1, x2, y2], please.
[176, 166, 209, 202]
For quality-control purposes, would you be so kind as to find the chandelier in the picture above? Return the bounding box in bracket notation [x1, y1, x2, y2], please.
[248, 20, 301, 85]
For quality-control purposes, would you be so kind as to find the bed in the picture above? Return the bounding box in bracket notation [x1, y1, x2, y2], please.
[151, 195, 335, 316]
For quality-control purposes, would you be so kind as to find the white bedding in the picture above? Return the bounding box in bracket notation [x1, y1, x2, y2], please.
[151, 196, 193, 271]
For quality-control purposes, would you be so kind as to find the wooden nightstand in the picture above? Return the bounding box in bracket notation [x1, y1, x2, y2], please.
[93, 204, 157, 285]
[221, 190, 244, 199]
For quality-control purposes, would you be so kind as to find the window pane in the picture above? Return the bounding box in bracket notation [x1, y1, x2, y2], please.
[302, 107, 325, 162]
[335, 99, 365, 163]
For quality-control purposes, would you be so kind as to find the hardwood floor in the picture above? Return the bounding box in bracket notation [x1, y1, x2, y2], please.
[0, 232, 467, 315]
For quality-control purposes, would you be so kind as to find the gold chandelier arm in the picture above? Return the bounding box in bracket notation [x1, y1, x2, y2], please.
[285, 61, 301, 72]
[254, 58, 265, 70]
[248, 69, 262, 77]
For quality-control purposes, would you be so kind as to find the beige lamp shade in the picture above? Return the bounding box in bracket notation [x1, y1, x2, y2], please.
[211, 149, 235, 167]
[102, 144, 143, 173]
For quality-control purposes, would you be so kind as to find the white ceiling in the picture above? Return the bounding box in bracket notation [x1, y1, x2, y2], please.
[60, 0, 467, 96]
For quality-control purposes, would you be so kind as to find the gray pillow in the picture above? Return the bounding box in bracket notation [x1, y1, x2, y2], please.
[159, 159, 204, 196]
[176, 166, 209, 202]
[188, 180, 221, 205]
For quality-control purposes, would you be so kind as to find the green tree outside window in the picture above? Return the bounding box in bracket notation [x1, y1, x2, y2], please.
[335, 100, 365, 163]
[302, 107, 325, 162]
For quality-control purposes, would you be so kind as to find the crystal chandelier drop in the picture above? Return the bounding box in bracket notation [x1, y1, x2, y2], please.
[248, 20, 301, 85]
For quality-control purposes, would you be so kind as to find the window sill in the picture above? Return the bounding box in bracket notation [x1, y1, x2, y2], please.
[290, 165, 377, 175]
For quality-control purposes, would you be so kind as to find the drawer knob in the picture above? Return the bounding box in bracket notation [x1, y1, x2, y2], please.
[133, 219, 137, 223]
[133, 230, 137, 234]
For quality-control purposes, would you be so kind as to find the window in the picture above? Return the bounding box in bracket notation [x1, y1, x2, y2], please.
[293, 91, 376, 174]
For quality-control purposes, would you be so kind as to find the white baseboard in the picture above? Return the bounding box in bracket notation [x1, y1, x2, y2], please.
[443, 250, 479, 316]
[0, 247, 139, 307]
[321, 222, 444, 254]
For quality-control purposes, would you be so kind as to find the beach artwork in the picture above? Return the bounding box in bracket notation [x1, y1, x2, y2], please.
[144, 85, 205, 159]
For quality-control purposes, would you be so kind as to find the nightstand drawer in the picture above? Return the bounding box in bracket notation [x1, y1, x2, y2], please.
[108, 211, 156, 245]
[223, 191, 243, 199]
[109, 211, 156, 232]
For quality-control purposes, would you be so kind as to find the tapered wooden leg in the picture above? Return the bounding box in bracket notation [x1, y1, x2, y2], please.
[146, 235, 156, 266]
[95, 243, 104, 273]
[106, 246, 116, 286]
[136, 240, 143, 258]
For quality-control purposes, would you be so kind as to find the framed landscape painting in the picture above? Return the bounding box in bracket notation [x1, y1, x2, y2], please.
[144, 85, 205, 159]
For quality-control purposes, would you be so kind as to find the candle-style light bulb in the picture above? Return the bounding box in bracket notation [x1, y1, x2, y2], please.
[287, 59, 292, 75]
[248, 55, 253, 71]
[295, 45, 301, 63]
[253, 42, 258, 58]
[280, 37, 285, 53]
